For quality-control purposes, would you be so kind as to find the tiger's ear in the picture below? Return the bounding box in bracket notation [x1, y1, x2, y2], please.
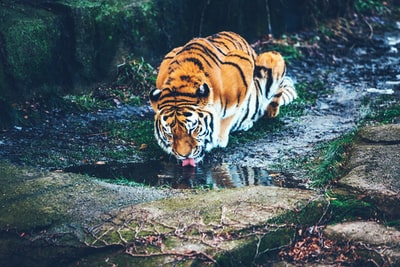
[196, 83, 210, 98]
[150, 88, 162, 103]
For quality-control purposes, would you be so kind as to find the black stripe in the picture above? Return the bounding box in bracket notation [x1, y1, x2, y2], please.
[158, 101, 198, 110]
[236, 98, 251, 130]
[209, 39, 230, 51]
[251, 93, 260, 120]
[183, 42, 222, 66]
[204, 112, 214, 145]
[161, 91, 197, 99]
[217, 32, 241, 50]
[265, 68, 273, 97]
[159, 99, 199, 107]
[269, 101, 279, 108]
[180, 75, 191, 81]
[156, 121, 169, 148]
[254, 65, 269, 78]
[228, 52, 253, 65]
[184, 57, 204, 71]
[255, 79, 262, 94]
[222, 61, 248, 89]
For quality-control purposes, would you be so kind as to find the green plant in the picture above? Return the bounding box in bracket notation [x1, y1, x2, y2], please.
[364, 102, 400, 124]
[98, 177, 147, 187]
[327, 192, 375, 223]
[64, 93, 112, 111]
[354, 0, 391, 15]
[116, 57, 156, 98]
[308, 131, 356, 187]
[105, 120, 164, 159]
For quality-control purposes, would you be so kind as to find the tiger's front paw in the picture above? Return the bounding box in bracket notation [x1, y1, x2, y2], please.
[266, 102, 280, 118]
[218, 134, 229, 148]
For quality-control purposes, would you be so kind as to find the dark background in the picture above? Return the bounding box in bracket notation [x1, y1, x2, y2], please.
[0, 0, 397, 103]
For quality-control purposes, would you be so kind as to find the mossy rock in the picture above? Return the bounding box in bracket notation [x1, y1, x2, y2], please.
[0, 160, 328, 266]
[84, 186, 327, 265]
[0, 0, 160, 103]
[0, 3, 62, 99]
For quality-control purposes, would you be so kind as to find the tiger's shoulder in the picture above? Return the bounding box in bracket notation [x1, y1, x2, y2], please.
[155, 31, 257, 107]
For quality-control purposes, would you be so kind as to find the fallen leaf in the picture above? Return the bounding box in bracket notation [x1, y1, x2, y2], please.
[139, 143, 148, 150]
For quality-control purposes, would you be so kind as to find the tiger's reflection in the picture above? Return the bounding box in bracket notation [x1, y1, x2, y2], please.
[157, 163, 273, 189]
[64, 161, 280, 189]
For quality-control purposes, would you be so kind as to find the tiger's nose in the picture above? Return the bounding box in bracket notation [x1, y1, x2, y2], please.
[175, 147, 192, 158]
[173, 141, 193, 158]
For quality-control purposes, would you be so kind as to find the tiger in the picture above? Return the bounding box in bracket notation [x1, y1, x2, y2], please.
[149, 31, 297, 167]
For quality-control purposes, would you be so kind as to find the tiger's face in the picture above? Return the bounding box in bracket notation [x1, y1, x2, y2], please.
[149, 83, 217, 165]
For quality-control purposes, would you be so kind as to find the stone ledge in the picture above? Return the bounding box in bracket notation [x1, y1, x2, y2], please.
[0, 161, 327, 266]
[359, 124, 400, 144]
[324, 221, 400, 266]
[338, 124, 400, 219]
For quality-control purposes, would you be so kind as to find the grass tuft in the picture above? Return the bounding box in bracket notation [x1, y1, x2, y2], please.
[307, 131, 356, 187]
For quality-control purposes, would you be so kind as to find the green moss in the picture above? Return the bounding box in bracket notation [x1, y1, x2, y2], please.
[0, 5, 60, 98]
[215, 198, 328, 265]
[0, 162, 64, 230]
[105, 119, 165, 159]
[354, 0, 391, 15]
[220, 229, 288, 265]
[385, 219, 400, 230]
[304, 131, 356, 187]
[267, 199, 328, 226]
[364, 102, 400, 124]
[328, 192, 375, 223]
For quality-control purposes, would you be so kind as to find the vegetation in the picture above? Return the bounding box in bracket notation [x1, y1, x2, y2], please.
[327, 191, 376, 223]
[362, 95, 400, 124]
[308, 132, 356, 187]
[104, 120, 164, 159]
[115, 57, 157, 100]
[354, 0, 391, 14]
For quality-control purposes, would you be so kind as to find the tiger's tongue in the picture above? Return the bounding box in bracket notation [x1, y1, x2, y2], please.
[182, 158, 196, 167]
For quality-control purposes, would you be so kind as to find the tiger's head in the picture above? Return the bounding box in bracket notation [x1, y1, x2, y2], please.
[149, 67, 218, 167]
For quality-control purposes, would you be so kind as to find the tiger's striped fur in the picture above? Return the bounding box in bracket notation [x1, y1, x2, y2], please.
[150, 31, 297, 165]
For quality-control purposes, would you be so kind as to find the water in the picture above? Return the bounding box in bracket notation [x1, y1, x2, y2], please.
[63, 161, 304, 189]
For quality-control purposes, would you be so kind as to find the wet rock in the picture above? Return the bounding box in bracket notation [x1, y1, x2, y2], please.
[79, 186, 327, 266]
[0, 0, 160, 102]
[0, 160, 328, 266]
[337, 124, 400, 219]
[324, 221, 400, 266]
[0, 3, 62, 99]
[359, 124, 400, 143]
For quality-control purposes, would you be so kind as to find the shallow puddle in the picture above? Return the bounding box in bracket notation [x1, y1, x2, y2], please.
[63, 161, 304, 189]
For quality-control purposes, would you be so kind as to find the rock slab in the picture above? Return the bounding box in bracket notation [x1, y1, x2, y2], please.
[0, 161, 327, 266]
[327, 124, 400, 266]
[338, 124, 400, 219]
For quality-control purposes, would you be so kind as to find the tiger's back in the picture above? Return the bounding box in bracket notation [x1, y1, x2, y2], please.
[150, 31, 296, 166]
[155, 32, 257, 114]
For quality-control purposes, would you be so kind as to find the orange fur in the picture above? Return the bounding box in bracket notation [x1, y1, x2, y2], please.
[150, 31, 296, 164]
